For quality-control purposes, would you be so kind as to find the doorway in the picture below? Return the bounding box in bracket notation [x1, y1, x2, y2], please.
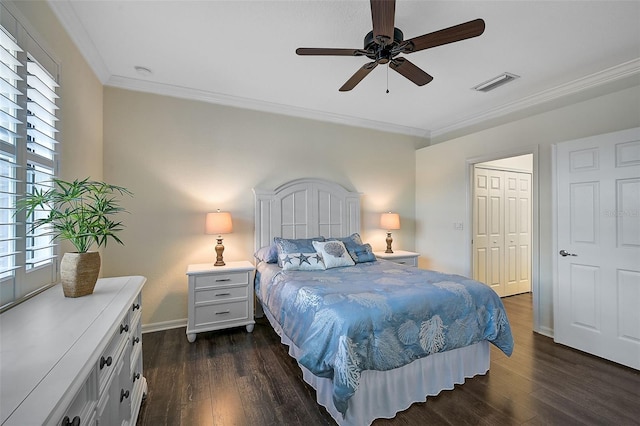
[472, 154, 533, 298]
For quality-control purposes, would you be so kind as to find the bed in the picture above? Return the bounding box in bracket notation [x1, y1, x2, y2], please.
[253, 178, 513, 425]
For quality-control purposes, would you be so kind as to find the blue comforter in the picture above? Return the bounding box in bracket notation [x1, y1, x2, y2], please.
[256, 260, 513, 415]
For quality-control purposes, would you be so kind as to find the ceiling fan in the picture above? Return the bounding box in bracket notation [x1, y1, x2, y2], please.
[296, 0, 485, 91]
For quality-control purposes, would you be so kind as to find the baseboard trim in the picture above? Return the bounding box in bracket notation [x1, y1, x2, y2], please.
[142, 318, 187, 334]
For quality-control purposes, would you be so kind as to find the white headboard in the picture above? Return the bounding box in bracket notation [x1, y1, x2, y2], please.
[253, 178, 361, 250]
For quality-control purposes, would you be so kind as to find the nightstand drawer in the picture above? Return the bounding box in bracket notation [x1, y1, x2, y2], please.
[194, 300, 249, 326]
[390, 256, 417, 267]
[195, 285, 248, 303]
[194, 272, 248, 289]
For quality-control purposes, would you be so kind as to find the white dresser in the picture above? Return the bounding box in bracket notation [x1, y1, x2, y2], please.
[0, 275, 147, 426]
[186, 261, 255, 343]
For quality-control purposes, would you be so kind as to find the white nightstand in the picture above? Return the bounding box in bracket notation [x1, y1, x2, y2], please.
[374, 250, 419, 267]
[185, 261, 255, 343]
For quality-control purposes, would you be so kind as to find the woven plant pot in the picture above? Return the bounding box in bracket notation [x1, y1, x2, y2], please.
[60, 252, 101, 298]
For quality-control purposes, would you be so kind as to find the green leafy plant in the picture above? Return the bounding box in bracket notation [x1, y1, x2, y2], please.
[16, 178, 133, 253]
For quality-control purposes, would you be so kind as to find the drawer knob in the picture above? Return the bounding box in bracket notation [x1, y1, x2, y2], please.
[61, 416, 80, 426]
[132, 336, 140, 346]
[120, 389, 130, 402]
[120, 324, 129, 334]
[100, 356, 113, 370]
[215, 292, 231, 296]
[133, 372, 141, 383]
[215, 310, 231, 315]
[132, 303, 140, 311]
[215, 278, 231, 282]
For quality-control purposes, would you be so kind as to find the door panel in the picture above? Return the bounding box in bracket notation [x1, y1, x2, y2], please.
[555, 127, 640, 370]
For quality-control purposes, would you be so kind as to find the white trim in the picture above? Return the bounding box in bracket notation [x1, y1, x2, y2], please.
[433, 58, 640, 138]
[47, 0, 110, 83]
[142, 318, 187, 334]
[105, 75, 429, 138]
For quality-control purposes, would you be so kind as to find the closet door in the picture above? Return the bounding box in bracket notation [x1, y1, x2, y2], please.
[473, 168, 506, 296]
[504, 171, 532, 296]
[474, 167, 531, 297]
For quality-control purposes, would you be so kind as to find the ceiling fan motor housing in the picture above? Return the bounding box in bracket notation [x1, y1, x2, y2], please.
[364, 27, 404, 64]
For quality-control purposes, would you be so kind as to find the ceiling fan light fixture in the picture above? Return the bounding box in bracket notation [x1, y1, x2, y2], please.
[473, 72, 519, 92]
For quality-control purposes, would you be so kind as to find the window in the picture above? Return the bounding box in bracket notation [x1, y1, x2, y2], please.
[0, 5, 59, 311]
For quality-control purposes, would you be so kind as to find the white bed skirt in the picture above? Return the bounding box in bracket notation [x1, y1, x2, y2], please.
[262, 306, 490, 426]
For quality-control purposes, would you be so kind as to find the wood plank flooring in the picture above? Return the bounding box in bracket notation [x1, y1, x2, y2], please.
[136, 293, 640, 425]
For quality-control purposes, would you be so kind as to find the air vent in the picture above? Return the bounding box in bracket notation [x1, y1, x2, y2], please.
[473, 72, 519, 92]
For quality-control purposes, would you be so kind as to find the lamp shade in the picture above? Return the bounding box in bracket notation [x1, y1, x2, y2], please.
[205, 211, 233, 235]
[380, 212, 400, 230]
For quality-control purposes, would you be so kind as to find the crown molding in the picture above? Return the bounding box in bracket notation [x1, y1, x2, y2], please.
[105, 75, 431, 139]
[47, 0, 110, 83]
[431, 58, 640, 139]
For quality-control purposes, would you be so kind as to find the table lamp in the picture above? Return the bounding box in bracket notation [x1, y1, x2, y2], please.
[380, 212, 400, 253]
[206, 210, 233, 266]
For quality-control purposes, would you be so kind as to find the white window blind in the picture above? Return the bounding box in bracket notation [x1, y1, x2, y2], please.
[0, 6, 59, 311]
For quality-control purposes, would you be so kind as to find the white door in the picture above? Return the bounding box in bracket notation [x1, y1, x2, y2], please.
[555, 127, 640, 370]
[473, 168, 505, 296]
[474, 167, 532, 297]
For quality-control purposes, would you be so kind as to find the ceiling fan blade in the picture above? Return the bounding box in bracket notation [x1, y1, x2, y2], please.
[371, 0, 395, 46]
[296, 48, 367, 56]
[401, 18, 485, 53]
[390, 58, 433, 86]
[340, 62, 378, 92]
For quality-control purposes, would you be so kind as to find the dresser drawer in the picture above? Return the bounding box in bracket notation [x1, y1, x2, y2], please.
[194, 271, 248, 289]
[98, 313, 130, 392]
[195, 285, 248, 303]
[194, 300, 249, 326]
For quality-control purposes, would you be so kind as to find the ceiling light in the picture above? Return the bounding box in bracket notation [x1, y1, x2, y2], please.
[473, 72, 519, 92]
[134, 66, 153, 77]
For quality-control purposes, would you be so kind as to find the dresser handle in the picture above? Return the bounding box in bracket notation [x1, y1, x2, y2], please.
[100, 356, 113, 369]
[120, 389, 130, 402]
[215, 310, 230, 315]
[132, 303, 140, 311]
[397, 261, 406, 264]
[215, 278, 231, 282]
[61, 415, 80, 426]
[120, 324, 129, 334]
[133, 372, 141, 383]
[132, 336, 140, 346]
[215, 292, 231, 296]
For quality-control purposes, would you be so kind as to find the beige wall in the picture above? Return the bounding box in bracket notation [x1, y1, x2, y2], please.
[7, 1, 104, 251]
[102, 87, 419, 328]
[416, 84, 640, 336]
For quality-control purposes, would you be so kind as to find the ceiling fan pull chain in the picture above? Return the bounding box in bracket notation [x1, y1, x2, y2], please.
[386, 64, 390, 93]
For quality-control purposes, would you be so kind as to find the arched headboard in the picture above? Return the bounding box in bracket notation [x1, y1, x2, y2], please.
[253, 178, 361, 250]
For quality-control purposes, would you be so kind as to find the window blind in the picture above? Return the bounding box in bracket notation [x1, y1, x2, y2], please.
[0, 6, 59, 311]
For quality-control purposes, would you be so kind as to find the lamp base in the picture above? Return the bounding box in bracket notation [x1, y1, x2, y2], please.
[214, 238, 226, 266]
[385, 232, 393, 253]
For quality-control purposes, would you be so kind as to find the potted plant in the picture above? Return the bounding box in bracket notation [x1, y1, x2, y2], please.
[17, 178, 132, 297]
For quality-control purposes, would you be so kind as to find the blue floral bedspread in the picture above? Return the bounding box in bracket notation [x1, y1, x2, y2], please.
[255, 260, 513, 415]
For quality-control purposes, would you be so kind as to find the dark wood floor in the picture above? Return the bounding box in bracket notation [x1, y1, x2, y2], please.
[136, 293, 640, 425]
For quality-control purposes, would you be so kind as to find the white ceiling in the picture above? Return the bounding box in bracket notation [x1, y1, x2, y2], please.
[48, 0, 640, 141]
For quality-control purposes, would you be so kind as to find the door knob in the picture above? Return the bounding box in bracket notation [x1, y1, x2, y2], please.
[559, 249, 577, 257]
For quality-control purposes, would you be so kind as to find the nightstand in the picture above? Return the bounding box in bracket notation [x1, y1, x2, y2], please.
[185, 261, 255, 343]
[374, 250, 419, 267]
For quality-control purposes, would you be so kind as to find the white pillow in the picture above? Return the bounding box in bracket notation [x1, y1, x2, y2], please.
[279, 252, 326, 271]
[312, 240, 355, 269]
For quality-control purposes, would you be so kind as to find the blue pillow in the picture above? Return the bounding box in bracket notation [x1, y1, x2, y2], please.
[274, 237, 325, 267]
[328, 233, 376, 263]
[254, 244, 278, 264]
[350, 243, 376, 263]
